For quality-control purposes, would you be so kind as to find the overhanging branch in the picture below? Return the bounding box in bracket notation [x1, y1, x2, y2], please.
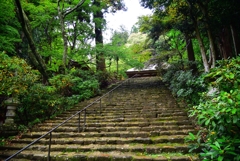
[63, 0, 86, 18]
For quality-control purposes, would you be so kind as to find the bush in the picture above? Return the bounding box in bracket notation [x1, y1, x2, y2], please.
[0, 52, 39, 96]
[49, 69, 100, 99]
[1, 53, 101, 129]
[16, 84, 63, 126]
[162, 62, 206, 105]
[0, 52, 40, 126]
[188, 57, 240, 161]
[49, 74, 75, 96]
[0, 52, 78, 127]
[70, 69, 100, 98]
[16, 69, 100, 127]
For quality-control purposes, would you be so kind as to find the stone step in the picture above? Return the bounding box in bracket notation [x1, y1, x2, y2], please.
[41, 119, 193, 128]
[0, 150, 199, 161]
[54, 114, 188, 120]
[62, 106, 185, 111]
[20, 130, 196, 139]
[59, 107, 185, 112]
[2, 143, 192, 154]
[64, 110, 183, 116]
[37, 120, 193, 128]
[5, 135, 188, 148]
[0, 158, 32, 161]
[32, 125, 194, 133]
[48, 115, 190, 122]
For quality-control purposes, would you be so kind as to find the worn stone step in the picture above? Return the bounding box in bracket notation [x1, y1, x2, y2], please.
[60, 109, 186, 114]
[37, 120, 192, 128]
[40, 119, 193, 129]
[58, 111, 188, 118]
[2, 143, 192, 154]
[47, 116, 190, 123]
[6, 135, 188, 148]
[65, 112, 188, 118]
[54, 114, 188, 120]
[0, 157, 32, 161]
[71, 105, 180, 111]
[20, 129, 196, 140]
[0, 150, 199, 161]
[32, 125, 194, 133]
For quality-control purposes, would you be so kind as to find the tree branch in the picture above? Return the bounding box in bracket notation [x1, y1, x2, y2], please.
[63, 0, 86, 18]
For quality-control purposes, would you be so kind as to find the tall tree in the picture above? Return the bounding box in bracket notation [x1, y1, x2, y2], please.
[15, 0, 49, 83]
[140, 0, 210, 72]
[92, 0, 126, 87]
[21, 0, 94, 74]
[93, 0, 126, 72]
[140, 0, 240, 72]
[185, 0, 210, 72]
[93, 0, 106, 72]
[195, 1, 216, 68]
[57, 0, 87, 73]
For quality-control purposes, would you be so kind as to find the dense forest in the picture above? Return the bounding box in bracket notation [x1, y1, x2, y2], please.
[0, 0, 240, 160]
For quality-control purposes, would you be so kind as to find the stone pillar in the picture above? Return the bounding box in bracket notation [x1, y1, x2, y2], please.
[4, 98, 19, 125]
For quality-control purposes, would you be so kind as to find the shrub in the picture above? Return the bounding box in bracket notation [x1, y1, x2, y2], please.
[70, 69, 100, 98]
[16, 84, 63, 126]
[0, 52, 39, 97]
[49, 69, 100, 99]
[49, 74, 75, 96]
[0, 52, 40, 126]
[188, 57, 240, 161]
[162, 62, 206, 105]
[1, 52, 100, 129]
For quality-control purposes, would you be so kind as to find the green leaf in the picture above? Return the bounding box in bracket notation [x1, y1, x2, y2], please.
[218, 156, 223, 161]
[233, 116, 238, 124]
[226, 117, 231, 123]
[214, 141, 221, 149]
[205, 118, 210, 126]
[229, 73, 235, 79]
[236, 93, 240, 100]
[210, 145, 219, 150]
[205, 151, 215, 156]
[189, 132, 196, 140]
[212, 121, 216, 127]
[216, 76, 223, 83]
[227, 98, 233, 104]
[232, 108, 237, 115]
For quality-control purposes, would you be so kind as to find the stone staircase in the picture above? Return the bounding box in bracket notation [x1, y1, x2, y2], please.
[0, 77, 199, 161]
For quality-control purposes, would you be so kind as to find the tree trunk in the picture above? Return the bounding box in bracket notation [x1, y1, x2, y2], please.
[195, 26, 210, 72]
[197, 1, 216, 68]
[57, 0, 86, 73]
[220, 26, 233, 59]
[93, 0, 107, 88]
[93, 0, 106, 72]
[207, 30, 216, 68]
[60, 14, 68, 72]
[185, 34, 197, 72]
[174, 37, 184, 70]
[15, 0, 49, 83]
[95, 33, 106, 72]
[116, 56, 119, 77]
[186, 0, 209, 72]
[230, 24, 240, 57]
[58, 2, 68, 73]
